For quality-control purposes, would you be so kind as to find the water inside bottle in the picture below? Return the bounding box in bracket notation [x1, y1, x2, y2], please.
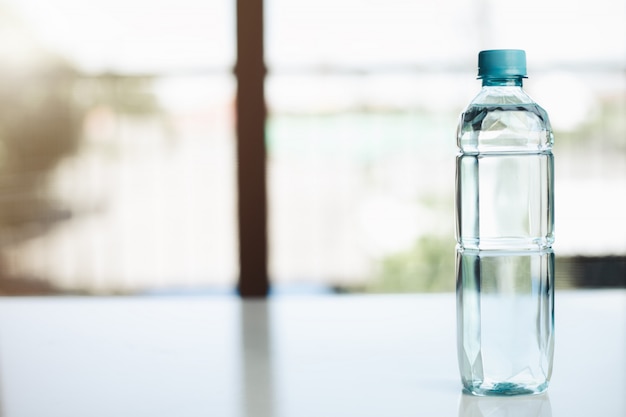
[456, 248, 554, 396]
[456, 152, 554, 250]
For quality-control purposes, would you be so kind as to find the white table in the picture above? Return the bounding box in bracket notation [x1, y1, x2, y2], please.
[0, 290, 624, 417]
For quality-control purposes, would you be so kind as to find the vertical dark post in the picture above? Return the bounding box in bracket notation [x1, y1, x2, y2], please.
[236, 0, 269, 297]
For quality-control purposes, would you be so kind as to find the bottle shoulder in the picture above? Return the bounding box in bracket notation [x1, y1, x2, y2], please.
[469, 86, 534, 105]
[457, 89, 553, 153]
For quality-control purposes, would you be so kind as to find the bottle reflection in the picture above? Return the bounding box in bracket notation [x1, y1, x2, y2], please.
[459, 393, 552, 417]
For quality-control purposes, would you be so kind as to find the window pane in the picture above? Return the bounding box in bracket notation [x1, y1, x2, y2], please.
[266, 0, 626, 291]
[266, 0, 475, 69]
[0, 1, 237, 294]
[9, 0, 235, 73]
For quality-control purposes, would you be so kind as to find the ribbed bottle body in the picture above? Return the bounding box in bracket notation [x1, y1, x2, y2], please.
[456, 151, 554, 251]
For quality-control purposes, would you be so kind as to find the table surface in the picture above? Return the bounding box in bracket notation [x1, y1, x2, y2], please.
[0, 290, 624, 417]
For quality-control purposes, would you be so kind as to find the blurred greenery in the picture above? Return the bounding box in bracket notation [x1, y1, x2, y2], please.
[0, 60, 79, 226]
[0, 4, 161, 232]
[0, 5, 162, 293]
[368, 234, 457, 293]
[555, 95, 625, 150]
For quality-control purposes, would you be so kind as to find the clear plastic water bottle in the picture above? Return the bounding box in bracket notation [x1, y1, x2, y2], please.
[455, 49, 555, 396]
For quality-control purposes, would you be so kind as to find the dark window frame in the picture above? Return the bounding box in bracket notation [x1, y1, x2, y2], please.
[236, 0, 269, 297]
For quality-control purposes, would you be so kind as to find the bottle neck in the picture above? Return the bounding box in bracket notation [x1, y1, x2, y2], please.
[481, 77, 524, 87]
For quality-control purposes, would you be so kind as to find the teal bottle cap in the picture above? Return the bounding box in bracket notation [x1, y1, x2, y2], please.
[477, 49, 527, 79]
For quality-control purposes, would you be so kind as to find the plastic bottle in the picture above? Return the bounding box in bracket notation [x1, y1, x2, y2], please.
[455, 49, 555, 396]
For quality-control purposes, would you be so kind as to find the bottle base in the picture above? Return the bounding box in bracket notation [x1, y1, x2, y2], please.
[462, 381, 549, 397]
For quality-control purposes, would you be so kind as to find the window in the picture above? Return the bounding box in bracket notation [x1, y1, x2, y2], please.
[265, 0, 626, 291]
[0, 0, 237, 294]
[0, 0, 623, 295]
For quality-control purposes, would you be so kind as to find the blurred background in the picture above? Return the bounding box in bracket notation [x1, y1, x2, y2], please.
[0, 0, 623, 295]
